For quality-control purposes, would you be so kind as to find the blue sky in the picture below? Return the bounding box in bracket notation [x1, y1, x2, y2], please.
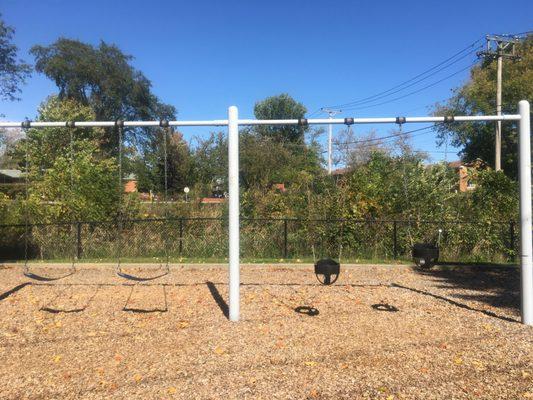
[1, 0, 532, 162]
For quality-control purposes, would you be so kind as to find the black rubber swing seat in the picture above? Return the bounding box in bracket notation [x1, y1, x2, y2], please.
[314, 258, 340, 285]
[116, 269, 169, 282]
[23, 261, 76, 282]
[23, 271, 76, 282]
[412, 243, 439, 269]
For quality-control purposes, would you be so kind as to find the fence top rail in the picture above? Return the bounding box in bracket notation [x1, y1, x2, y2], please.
[0, 114, 522, 129]
[0, 217, 517, 229]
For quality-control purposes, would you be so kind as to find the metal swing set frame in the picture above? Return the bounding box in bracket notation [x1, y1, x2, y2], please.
[2, 100, 531, 325]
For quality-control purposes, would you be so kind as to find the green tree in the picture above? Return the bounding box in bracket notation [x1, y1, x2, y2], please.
[30, 38, 176, 152]
[0, 14, 31, 102]
[191, 128, 323, 195]
[14, 97, 124, 223]
[27, 140, 120, 222]
[134, 128, 194, 195]
[433, 35, 533, 177]
[192, 132, 228, 194]
[253, 93, 308, 143]
[16, 96, 105, 170]
[334, 128, 390, 167]
[240, 132, 323, 190]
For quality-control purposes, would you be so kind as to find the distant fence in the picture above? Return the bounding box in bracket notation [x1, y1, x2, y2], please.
[0, 217, 517, 263]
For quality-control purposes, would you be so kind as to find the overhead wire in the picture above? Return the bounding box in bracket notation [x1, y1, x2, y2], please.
[328, 45, 482, 110]
[505, 30, 532, 37]
[340, 62, 478, 111]
[324, 38, 483, 110]
[334, 124, 438, 147]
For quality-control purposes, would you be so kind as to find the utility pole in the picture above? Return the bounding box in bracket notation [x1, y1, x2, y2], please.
[321, 108, 342, 174]
[478, 34, 521, 171]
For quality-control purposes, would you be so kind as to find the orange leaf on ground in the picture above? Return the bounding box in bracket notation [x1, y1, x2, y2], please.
[178, 321, 190, 329]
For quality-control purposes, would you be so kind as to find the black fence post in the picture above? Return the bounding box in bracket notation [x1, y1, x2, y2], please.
[283, 218, 288, 259]
[179, 217, 184, 256]
[393, 221, 398, 259]
[178, 217, 183, 257]
[509, 220, 515, 261]
[76, 222, 82, 260]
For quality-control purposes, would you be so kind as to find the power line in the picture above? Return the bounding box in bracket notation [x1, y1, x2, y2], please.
[348, 128, 439, 151]
[502, 30, 532, 37]
[341, 62, 478, 111]
[413, 150, 459, 154]
[306, 108, 323, 118]
[324, 38, 483, 110]
[329, 45, 481, 109]
[335, 124, 438, 147]
[396, 97, 452, 114]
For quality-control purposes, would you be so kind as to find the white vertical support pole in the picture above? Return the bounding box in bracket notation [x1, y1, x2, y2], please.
[518, 100, 532, 325]
[495, 55, 503, 171]
[228, 106, 240, 322]
[328, 117, 333, 174]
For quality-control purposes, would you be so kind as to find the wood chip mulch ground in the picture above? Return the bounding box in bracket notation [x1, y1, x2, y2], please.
[0, 263, 531, 399]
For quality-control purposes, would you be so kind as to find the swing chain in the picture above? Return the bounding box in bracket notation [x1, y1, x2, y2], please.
[22, 121, 30, 275]
[161, 122, 170, 272]
[116, 120, 124, 273]
[396, 117, 415, 246]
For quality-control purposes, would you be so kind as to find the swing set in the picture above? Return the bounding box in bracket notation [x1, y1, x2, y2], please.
[114, 120, 172, 281]
[20, 120, 174, 281]
[2, 100, 531, 325]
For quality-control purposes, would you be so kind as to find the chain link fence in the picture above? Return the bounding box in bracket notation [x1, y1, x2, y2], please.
[0, 217, 517, 263]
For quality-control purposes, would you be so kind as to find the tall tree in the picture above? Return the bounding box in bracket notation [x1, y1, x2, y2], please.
[334, 128, 390, 168]
[239, 132, 323, 189]
[134, 129, 193, 195]
[14, 96, 120, 223]
[253, 94, 308, 143]
[30, 38, 176, 151]
[432, 35, 533, 178]
[0, 14, 31, 102]
[191, 132, 228, 194]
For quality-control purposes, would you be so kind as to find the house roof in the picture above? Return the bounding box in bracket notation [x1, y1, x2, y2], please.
[201, 197, 225, 204]
[447, 160, 463, 169]
[0, 169, 23, 179]
[331, 167, 351, 176]
[447, 158, 488, 170]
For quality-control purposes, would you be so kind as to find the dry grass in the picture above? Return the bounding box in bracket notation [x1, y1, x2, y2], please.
[0, 263, 531, 399]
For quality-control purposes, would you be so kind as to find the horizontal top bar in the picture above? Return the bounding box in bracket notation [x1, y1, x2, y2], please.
[0, 114, 522, 128]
